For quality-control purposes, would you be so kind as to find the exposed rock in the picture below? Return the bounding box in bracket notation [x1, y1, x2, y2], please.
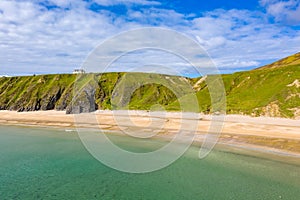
[55, 87, 73, 111]
[193, 75, 207, 91]
[66, 84, 97, 114]
[34, 99, 41, 110]
[40, 89, 62, 110]
[287, 79, 300, 88]
[261, 102, 281, 117]
[288, 107, 300, 119]
[285, 93, 300, 100]
[17, 107, 25, 112]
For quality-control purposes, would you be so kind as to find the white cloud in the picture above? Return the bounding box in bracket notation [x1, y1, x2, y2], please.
[0, 1, 299, 76]
[196, 36, 227, 49]
[260, 0, 300, 25]
[46, 0, 73, 8]
[189, 9, 300, 69]
[218, 59, 260, 68]
[93, 0, 161, 6]
[126, 8, 185, 26]
[0, 0, 127, 75]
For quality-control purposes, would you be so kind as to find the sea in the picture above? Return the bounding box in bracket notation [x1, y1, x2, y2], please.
[0, 125, 299, 199]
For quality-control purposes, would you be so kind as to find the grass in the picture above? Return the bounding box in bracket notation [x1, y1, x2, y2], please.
[0, 53, 299, 118]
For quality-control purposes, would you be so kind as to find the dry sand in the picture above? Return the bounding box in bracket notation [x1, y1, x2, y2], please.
[0, 110, 299, 160]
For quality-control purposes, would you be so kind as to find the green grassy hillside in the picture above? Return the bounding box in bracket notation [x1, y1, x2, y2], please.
[167, 54, 300, 118]
[257, 52, 300, 70]
[0, 53, 299, 118]
[212, 64, 299, 117]
[0, 74, 75, 111]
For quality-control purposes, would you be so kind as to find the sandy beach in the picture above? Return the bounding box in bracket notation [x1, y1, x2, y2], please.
[0, 110, 299, 161]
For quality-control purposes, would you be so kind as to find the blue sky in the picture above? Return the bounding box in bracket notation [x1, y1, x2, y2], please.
[0, 0, 300, 77]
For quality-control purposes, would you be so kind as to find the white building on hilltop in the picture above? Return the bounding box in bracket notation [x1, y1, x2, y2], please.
[1, 75, 11, 77]
[73, 69, 86, 74]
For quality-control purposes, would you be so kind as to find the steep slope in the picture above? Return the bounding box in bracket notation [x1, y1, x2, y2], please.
[224, 64, 299, 117]
[169, 53, 300, 118]
[0, 53, 299, 118]
[0, 74, 75, 111]
[256, 52, 300, 70]
[0, 73, 187, 113]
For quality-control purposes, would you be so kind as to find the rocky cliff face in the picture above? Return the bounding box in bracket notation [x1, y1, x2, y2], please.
[0, 73, 186, 114]
[0, 74, 75, 112]
[0, 53, 299, 118]
[66, 83, 97, 114]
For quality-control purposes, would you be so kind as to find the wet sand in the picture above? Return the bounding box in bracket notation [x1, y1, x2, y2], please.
[0, 110, 299, 161]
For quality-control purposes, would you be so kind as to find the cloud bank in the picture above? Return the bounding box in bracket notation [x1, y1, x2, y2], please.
[0, 0, 299, 76]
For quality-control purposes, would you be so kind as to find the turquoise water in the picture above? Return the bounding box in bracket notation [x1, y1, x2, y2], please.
[0, 125, 299, 199]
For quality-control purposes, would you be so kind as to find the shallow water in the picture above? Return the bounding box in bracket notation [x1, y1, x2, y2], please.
[0, 125, 299, 199]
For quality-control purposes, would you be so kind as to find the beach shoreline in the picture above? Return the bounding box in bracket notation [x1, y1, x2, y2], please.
[0, 110, 299, 163]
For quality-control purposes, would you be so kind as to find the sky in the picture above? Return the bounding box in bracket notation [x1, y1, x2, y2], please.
[0, 0, 300, 77]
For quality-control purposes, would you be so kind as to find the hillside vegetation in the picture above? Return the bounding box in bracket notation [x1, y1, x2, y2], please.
[0, 53, 299, 118]
[257, 52, 300, 70]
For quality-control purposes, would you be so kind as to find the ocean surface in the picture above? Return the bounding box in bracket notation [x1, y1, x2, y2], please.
[0, 125, 299, 199]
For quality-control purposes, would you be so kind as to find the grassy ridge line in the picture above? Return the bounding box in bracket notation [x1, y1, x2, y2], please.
[256, 52, 300, 70]
[0, 58, 299, 118]
[221, 64, 299, 117]
[0, 74, 76, 111]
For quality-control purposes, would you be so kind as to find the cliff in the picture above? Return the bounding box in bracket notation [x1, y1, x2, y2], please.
[0, 53, 299, 118]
